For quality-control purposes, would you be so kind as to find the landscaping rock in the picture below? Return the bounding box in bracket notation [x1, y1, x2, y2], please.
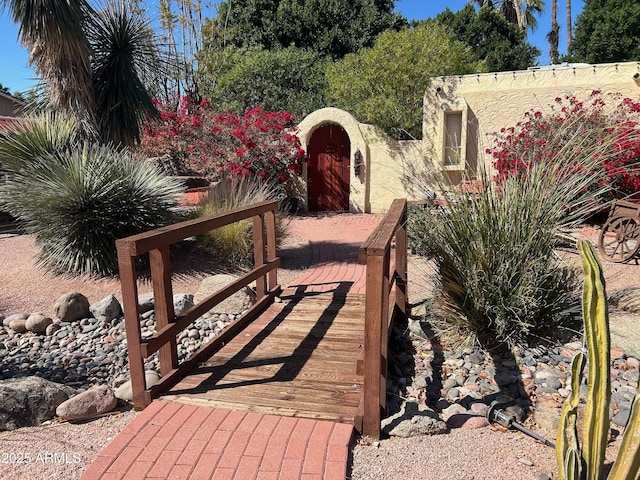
[25, 313, 53, 334]
[114, 371, 161, 402]
[4, 313, 28, 327]
[8, 318, 27, 333]
[173, 293, 194, 317]
[90, 294, 122, 322]
[54, 292, 90, 322]
[194, 274, 254, 314]
[0, 377, 76, 430]
[381, 401, 447, 437]
[56, 385, 118, 421]
[138, 292, 155, 313]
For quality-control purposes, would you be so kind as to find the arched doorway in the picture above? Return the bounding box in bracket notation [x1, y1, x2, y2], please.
[307, 124, 351, 211]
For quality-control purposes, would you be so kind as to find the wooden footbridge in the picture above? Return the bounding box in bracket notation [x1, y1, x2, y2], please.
[82, 200, 408, 479]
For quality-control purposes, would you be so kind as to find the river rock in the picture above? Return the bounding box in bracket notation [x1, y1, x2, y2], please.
[0, 377, 77, 430]
[25, 313, 53, 334]
[381, 400, 447, 437]
[114, 371, 161, 402]
[138, 292, 155, 313]
[8, 318, 27, 333]
[194, 274, 253, 314]
[173, 294, 194, 316]
[56, 385, 117, 421]
[90, 294, 122, 322]
[54, 292, 90, 322]
[3, 313, 28, 327]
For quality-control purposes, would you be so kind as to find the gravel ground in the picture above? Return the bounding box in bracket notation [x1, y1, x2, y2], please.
[0, 223, 637, 480]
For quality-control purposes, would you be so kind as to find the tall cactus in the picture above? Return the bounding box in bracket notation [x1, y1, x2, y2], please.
[556, 241, 640, 480]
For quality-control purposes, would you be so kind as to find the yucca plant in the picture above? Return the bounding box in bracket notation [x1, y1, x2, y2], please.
[407, 121, 635, 349]
[0, 130, 184, 276]
[556, 241, 640, 480]
[192, 177, 287, 267]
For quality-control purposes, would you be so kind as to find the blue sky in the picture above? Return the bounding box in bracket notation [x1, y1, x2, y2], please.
[0, 0, 583, 94]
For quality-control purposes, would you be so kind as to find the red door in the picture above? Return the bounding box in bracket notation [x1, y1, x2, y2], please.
[308, 125, 350, 211]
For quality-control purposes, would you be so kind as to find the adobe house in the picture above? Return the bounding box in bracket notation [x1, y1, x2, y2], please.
[0, 90, 25, 131]
[295, 61, 640, 214]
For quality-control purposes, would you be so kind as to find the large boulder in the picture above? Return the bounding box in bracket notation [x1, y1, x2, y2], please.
[8, 318, 27, 333]
[56, 385, 118, 421]
[0, 377, 77, 430]
[25, 313, 53, 334]
[381, 400, 448, 437]
[90, 294, 123, 322]
[194, 274, 254, 314]
[54, 292, 90, 322]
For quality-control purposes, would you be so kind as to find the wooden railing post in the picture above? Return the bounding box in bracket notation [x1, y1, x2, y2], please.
[150, 246, 178, 375]
[395, 204, 408, 324]
[116, 243, 150, 410]
[253, 214, 266, 300]
[363, 253, 386, 438]
[359, 198, 409, 440]
[266, 210, 278, 292]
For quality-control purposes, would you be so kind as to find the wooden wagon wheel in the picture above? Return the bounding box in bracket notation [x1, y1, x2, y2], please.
[598, 214, 640, 263]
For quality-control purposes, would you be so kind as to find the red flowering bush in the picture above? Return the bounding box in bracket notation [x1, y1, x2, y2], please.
[136, 96, 304, 190]
[488, 91, 640, 201]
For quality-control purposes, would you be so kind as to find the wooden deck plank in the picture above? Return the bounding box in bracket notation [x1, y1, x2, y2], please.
[162, 292, 366, 424]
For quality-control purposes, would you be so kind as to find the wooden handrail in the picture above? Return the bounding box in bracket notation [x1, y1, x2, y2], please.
[357, 198, 408, 439]
[116, 200, 281, 410]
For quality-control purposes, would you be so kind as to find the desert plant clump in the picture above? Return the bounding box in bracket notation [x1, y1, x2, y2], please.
[0, 116, 184, 276]
[408, 120, 638, 350]
[192, 177, 287, 267]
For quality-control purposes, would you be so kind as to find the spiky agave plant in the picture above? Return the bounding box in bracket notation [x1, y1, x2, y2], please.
[556, 241, 640, 480]
[407, 119, 635, 350]
[0, 141, 184, 277]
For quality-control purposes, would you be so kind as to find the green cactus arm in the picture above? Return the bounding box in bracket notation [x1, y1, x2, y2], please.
[565, 448, 582, 480]
[608, 393, 640, 480]
[578, 241, 611, 480]
[556, 352, 586, 480]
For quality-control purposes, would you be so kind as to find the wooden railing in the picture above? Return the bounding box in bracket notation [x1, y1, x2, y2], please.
[357, 198, 408, 439]
[116, 200, 281, 410]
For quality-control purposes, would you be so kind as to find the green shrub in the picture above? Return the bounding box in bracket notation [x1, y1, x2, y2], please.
[0, 127, 184, 276]
[192, 177, 287, 267]
[408, 123, 633, 349]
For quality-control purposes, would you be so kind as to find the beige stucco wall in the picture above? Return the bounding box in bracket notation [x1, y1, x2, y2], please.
[296, 108, 426, 213]
[425, 62, 640, 176]
[296, 62, 640, 214]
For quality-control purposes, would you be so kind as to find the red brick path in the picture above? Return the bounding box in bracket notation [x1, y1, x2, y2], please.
[80, 213, 380, 480]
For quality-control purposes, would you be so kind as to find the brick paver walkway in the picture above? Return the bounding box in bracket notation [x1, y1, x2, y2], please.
[80, 213, 380, 480]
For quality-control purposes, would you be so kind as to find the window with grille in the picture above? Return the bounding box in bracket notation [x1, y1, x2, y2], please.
[444, 112, 463, 166]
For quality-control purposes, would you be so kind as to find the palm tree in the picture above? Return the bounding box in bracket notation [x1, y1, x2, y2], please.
[2, 0, 96, 125]
[547, 0, 560, 63]
[1, 0, 164, 146]
[566, 0, 572, 52]
[470, 0, 544, 34]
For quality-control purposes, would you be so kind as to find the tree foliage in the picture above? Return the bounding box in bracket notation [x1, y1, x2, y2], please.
[436, 4, 539, 72]
[198, 45, 330, 118]
[327, 22, 480, 140]
[570, 0, 640, 63]
[209, 0, 406, 59]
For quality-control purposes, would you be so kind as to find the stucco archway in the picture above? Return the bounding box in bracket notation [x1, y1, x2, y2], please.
[296, 108, 370, 212]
